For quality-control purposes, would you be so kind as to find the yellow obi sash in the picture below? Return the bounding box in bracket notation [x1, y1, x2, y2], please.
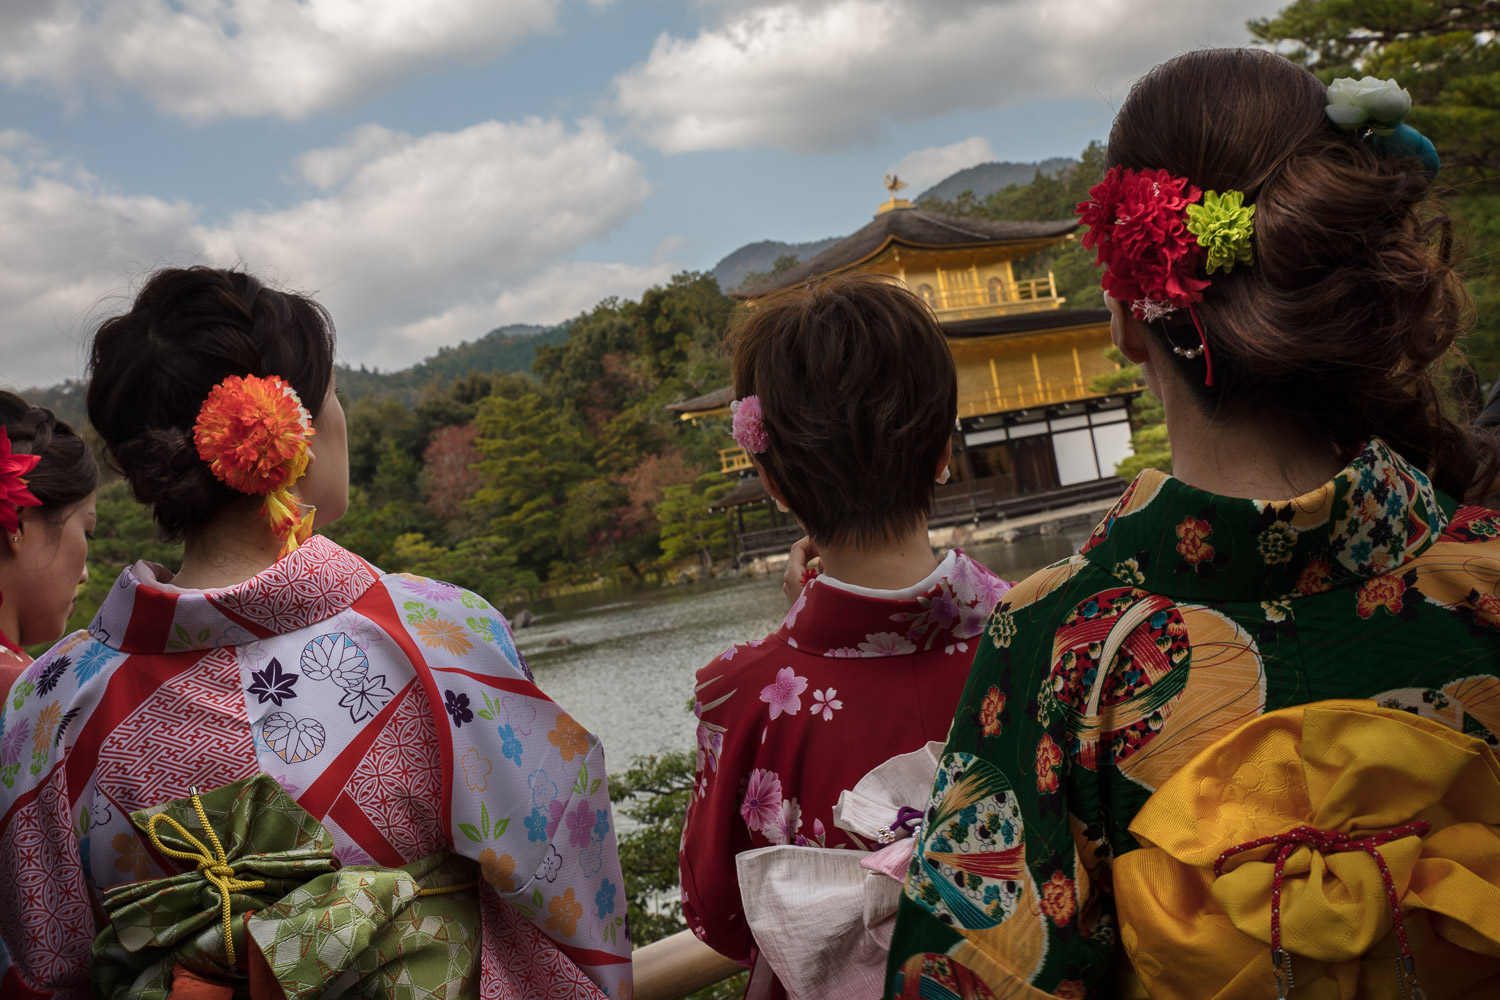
[1113, 700, 1500, 1000]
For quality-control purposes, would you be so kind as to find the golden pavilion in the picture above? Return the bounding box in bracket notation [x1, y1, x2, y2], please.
[670, 177, 1139, 562]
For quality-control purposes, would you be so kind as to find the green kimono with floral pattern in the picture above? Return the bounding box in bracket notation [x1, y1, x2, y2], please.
[883, 439, 1500, 999]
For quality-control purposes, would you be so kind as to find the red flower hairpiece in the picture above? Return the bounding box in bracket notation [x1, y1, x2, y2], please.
[1077, 165, 1220, 383]
[0, 426, 42, 537]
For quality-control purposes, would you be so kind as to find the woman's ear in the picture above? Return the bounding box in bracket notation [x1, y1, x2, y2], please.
[757, 464, 792, 515]
[1106, 293, 1152, 365]
[935, 437, 954, 483]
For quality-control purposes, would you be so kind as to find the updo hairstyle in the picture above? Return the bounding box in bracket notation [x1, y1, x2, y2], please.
[1109, 48, 1499, 502]
[727, 273, 958, 546]
[85, 267, 336, 539]
[0, 392, 99, 523]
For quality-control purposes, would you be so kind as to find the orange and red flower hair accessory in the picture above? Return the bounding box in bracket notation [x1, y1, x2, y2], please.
[192, 374, 316, 556]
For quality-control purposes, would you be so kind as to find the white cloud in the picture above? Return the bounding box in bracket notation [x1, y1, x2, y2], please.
[0, 0, 560, 122]
[887, 137, 998, 194]
[1, 120, 662, 388]
[614, 0, 1286, 153]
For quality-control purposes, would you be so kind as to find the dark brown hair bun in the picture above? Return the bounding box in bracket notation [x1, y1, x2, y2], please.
[85, 267, 336, 539]
[0, 392, 98, 523]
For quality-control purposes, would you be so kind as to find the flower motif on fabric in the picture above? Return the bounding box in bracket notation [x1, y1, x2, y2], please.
[1035, 732, 1063, 794]
[444, 690, 474, 728]
[546, 887, 584, 937]
[1449, 588, 1500, 636]
[1355, 570, 1419, 620]
[497, 723, 525, 766]
[1110, 556, 1148, 586]
[461, 748, 492, 791]
[338, 671, 393, 722]
[1174, 510, 1231, 578]
[594, 808, 611, 841]
[112, 831, 151, 881]
[810, 688, 842, 721]
[859, 632, 917, 656]
[74, 643, 119, 685]
[782, 589, 808, 630]
[524, 807, 550, 843]
[248, 657, 299, 706]
[595, 878, 617, 918]
[537, 844, 563, 882]
[565, 798, 595, 849]
[1295, 556, 1337, 597]
[1258, 598, 1297, 646]
[740, 767, 783, 835]
[771, 797, 802, 846]
[987, 608, 1017, 649]
[1255, 519, 1298, 566]
[1327, 440, 1443, 579]
[528, 768, 558, 809]
[1038, 870, 1077, 927]
[547, 713, 591, 761]
[479, 848, 517, 892]
[401, 599, 473, 656]
[35, 657, 68, 697]
[300, 632, 369, 687]
[979, 686, 1007, 737]
[759, 666, 808, 720]
[262, 711, 326, 763]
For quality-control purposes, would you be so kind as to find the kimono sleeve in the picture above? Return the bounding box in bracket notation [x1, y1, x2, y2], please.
[883, 578, 1116, 998]
[0, 649, 95, 999]
[679, 653, 757, 966]
[398, 580, 632, 1000]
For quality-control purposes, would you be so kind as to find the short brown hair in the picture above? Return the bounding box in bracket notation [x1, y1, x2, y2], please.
[728, 273, 956, 546]
[1107, 48, 1499, 502]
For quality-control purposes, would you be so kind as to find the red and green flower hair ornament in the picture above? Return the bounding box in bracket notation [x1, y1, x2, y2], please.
[1076, 166, 1256, 386]
[1325, 76, 1440, 176]
[0, 426, 42, 538]
[192, 374, 317, 557]
[730, 394, 769, 453]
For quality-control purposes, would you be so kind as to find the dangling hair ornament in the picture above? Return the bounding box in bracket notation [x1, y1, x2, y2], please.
[1076, 168, 1256, 386]
[0, 426, 42, 539]
[730, 394, 769, 453]
[193, 374, 316, 558]
[1325, 76, 1440, 176]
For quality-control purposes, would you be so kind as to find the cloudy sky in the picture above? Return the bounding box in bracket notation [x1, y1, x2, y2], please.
[1, 0, 1282, 388]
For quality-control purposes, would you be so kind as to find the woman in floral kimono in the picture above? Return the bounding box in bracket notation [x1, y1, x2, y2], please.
[679, 274, 1011, 999]
[0, 267, 630, 999]
[0, 392, 98, 690]
[885, 50, 1500, 1000]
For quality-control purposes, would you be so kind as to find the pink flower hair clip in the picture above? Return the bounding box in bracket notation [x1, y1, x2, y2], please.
[731, 394, 769, 453]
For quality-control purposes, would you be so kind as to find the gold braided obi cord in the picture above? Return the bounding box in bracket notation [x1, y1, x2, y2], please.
[1114, 701, 1500, 1000]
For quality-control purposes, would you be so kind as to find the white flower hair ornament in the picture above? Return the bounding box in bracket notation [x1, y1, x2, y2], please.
[1325, 76, 1440, 176]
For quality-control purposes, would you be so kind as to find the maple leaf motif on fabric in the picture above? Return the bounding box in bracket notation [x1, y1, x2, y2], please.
[339, 672, 394, 722]
[248, 657, 299, 706]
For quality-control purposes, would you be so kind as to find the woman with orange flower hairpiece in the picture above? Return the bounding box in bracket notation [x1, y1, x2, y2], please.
[0, 391, 98, 691]
[0, 267, 631, 1000]
[885, 50, 1500, 1000]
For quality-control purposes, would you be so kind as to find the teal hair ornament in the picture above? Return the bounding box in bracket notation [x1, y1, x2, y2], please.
[1325, 76, 1440, 176]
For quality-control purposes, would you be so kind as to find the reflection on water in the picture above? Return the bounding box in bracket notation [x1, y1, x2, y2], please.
[514, 529, 1092, 770]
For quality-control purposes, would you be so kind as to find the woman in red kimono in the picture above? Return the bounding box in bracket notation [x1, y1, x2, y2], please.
[0, 393, 98, 690]
[0, 268, 630, 999]
[679, 274, 1011, 999]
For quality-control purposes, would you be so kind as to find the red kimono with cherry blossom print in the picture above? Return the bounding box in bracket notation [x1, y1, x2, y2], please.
[680, 549, 1010, 998]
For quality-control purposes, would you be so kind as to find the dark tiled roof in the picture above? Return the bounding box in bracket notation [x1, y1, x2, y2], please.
[734, 208, 1078, 298]
[666, 385, 734, 414]
[942, 308, 1112, 339]
[709, 477, 768, 509]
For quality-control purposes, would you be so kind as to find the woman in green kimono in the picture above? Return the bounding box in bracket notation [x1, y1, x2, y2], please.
[884, 49, 1500, 1000]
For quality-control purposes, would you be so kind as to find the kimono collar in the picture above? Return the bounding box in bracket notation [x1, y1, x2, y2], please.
[90, 535, 380, 654]
[775, 548, 1011, 657]
[1079, 437, 1451, 603]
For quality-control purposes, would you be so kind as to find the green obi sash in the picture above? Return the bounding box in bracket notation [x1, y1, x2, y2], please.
[92, 774, 480, 1000]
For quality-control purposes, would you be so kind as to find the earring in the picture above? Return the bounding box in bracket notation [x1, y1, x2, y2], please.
[937, 468, 952, 485]
[774, 500, 790, 513]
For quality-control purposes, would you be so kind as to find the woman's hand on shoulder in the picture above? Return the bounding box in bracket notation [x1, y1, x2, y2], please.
[783, 536, 819, 605]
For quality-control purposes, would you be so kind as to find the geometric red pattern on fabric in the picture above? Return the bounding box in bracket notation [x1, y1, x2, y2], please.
[209, 536, 374, 634]
[481, 889, 608, 1000]
[0, 767, 92, 995]
[93, 646, 254, 816]
[342, 684, 445, 862]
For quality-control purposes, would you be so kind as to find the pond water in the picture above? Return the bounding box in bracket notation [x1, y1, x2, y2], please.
[512, 529, 1093, 771]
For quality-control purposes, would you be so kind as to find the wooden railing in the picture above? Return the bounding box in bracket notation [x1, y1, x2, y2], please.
[633, 930, 743, 1000]
[956, 373, 1105, 420]
[719, 447, 753, 474]
[923, 273, 1058, 314]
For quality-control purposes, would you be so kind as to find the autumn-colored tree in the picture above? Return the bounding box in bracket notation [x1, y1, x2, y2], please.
[423, 424, 482, 522]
